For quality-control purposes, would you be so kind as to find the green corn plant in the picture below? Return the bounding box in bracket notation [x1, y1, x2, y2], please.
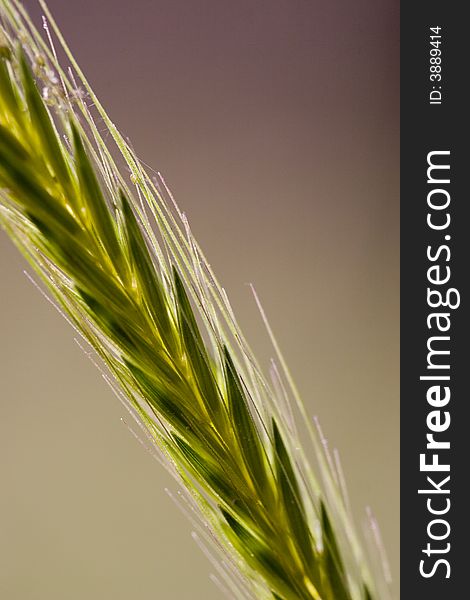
[0, 1, 386, 598]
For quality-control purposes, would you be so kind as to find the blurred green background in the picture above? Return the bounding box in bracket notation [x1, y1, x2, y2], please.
[0, 1, 399, 598]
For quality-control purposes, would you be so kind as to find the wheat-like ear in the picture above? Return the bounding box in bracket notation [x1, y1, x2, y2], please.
[0, 2, 383, 599]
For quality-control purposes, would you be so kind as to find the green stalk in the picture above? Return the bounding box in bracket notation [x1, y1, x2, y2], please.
[0, 2, 382, 598]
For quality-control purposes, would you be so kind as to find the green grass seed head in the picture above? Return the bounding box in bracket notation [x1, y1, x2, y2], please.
[0, 2, 388, 598]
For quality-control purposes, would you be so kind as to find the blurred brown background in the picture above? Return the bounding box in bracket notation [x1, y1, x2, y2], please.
[0, 1, 399, 598]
